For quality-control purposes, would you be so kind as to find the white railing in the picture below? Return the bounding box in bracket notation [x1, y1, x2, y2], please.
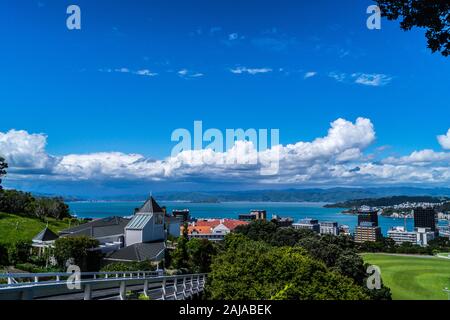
[0, 270, 162, 287]
[0, 271, 207, 301]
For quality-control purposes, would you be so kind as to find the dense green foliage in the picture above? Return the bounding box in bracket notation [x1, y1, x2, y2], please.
[363, 253, 450, 300]
[170, 223, 190, 270]
[170, 225, 217, 273]
[7, 240, 32, 265]
[53, 236, 103, 272]
[101, 261, 156, 272]
[376, 0, 449, 56]
[234, 220, 392, 299]
[0, 243, 8, 266]
[207, 235, 369, 300]
[0, 160, 70, 220]
[186, 238, 217, 273]
[325, 196, 447, 208]
[0, 189, 71, 220]
[14, 262, 61, 273]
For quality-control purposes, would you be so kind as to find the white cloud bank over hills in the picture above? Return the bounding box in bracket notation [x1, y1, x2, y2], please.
[1, 118, 450, 186]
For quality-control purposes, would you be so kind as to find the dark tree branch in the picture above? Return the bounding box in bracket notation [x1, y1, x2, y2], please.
[376, 0, 450, 56]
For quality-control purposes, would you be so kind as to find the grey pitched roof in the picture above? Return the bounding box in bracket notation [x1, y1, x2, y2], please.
[59, 216, 131, 238]
[33, 227, 59, 242]
[106, 242, 166, 262]
[138, 197, 163, 214]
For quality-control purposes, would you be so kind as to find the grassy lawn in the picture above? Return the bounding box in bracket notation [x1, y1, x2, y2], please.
[0, 212, 72, 246]
[362, 253, 450, 300]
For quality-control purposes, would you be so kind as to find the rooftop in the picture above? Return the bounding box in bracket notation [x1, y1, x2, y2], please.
[126, 214, 153, 230]
[59, 216, 131, 238]
[137, 196, 163, 214]
[33, 227, 59, 242]
[105, 241, 166, 262]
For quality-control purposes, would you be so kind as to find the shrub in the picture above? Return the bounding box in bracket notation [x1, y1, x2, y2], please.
[207, 240, 369, 300]
[8, 240, 31, 265]
[53, 236, 102, 272]
[0, 243, 9, 266]
[138, 293, 150, 300]
[101, 261, 156, 272]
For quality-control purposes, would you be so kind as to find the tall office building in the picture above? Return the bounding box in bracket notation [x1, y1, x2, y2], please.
[354, 222, 382, 243]
[413, 207, 437, 232]
[357, 210, 379, 227]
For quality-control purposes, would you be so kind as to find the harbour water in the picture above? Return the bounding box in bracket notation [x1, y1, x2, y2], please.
[67, 201, 449, 235]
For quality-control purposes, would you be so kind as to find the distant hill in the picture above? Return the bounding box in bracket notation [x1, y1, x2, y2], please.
[37, 187, 450, 204]
[152, 187, 450, 203]
[324, 196, 449, 208]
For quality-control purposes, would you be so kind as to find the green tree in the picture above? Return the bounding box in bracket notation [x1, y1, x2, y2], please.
[207, 239, 369, 300]
[0, 189, 70, 219]
[53, 236, 102, 271]
[170, 223, 190, 270]
[332, 251, 367, 284]
[0, 243, 9, 266]
[272, 270, 369, 300]
[0, 157, 7, 190]
[234, 220, 278, 243]
[376, 0, 450, 56]
[186, 238, 217, 273]
[222, 223, 392, 300]
[8, 240, 32, 265]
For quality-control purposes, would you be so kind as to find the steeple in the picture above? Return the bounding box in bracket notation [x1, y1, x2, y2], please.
[137, 196, 163, 214]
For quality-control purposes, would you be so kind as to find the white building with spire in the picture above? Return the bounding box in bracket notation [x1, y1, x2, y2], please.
[125, 196, 165, 246]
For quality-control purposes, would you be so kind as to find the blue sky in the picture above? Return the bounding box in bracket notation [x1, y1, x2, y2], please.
[1, 0, 449, 196]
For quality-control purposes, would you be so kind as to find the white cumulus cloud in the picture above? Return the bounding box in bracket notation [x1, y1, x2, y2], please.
[0, 130, 56, 172]
[438, 129, 450, 150]
[3, 119, 450, 187]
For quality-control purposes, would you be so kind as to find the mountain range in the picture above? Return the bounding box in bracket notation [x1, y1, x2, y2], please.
[49, 187, 450, 203]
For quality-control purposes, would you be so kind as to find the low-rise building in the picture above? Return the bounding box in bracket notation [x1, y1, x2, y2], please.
[238, 210, 267, 221]
[437, 212, 450, 221]
[319, 221, 339, 236]
[292, 218, 320, 233]
[59, 216, 131, 253]
[415, 227, 436, 246]
[172, 209, 190, 222]
[184, 219, 249, 241]
[271, 215, 294, 227]
[165, 216, 182, 239]
[439, 226, 450, 239]
[387, 226, 416, 244]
